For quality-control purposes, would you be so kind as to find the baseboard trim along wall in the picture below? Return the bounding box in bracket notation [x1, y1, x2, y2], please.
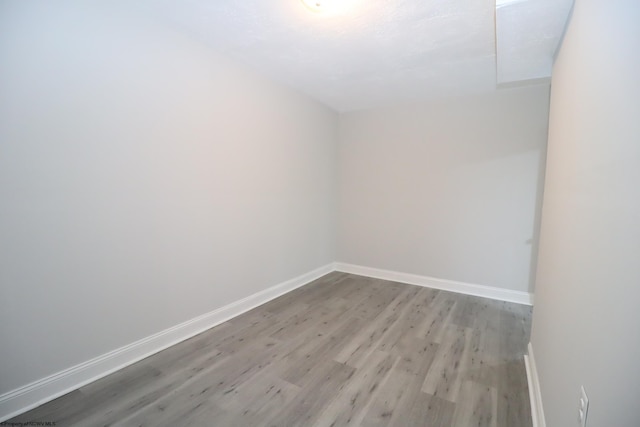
[524, 342, 546, 427]
[0, 263, 334, 423]
[1, 261, 534, 421]
[334, 262, 534, 306]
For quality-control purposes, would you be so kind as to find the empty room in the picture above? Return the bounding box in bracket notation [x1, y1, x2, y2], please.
[1, 0, 638, 426]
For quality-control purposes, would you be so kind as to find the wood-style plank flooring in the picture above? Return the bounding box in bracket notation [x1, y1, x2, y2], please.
[10, 272, 533, 427]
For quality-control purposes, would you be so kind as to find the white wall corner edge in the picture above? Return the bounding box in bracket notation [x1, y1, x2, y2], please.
[334, 262, 534, 306]
[524, 342, 547, 427]
[0, 263, 335, 423]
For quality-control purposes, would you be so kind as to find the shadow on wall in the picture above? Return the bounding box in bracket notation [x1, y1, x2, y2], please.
[527, 147, 547, 293]
[338, 85, 551, 294]
[443, 147, 546, 294]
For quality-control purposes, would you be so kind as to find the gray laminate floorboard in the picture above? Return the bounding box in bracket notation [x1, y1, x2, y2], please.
[10, 272, 532, 427]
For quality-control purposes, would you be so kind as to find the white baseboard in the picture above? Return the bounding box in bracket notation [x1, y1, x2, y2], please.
[334, 263, 533, 306]
[0, 263, 334, 422]
[524, 342, 546, 427]
[1, 261, 534, 422]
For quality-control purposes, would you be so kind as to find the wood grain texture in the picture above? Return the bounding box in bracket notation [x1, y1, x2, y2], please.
[10, 272, 532, 426]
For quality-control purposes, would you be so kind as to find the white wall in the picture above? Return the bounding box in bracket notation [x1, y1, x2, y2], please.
[338, 86, 550, 292]
[530, 1, 640, 426]
[0, 1, 337, 395]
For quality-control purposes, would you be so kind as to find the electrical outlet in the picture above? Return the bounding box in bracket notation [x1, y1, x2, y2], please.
[578, 386, 589, 426]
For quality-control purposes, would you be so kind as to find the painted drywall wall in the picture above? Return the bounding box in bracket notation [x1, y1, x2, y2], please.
[0, 1, 337, 395]
[530, 0, 640, 426]
[338, 86, 550, 293]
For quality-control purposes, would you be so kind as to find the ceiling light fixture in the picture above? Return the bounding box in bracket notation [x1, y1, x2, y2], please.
[300, 0, 358, 16]
[301, 0, 325, 13]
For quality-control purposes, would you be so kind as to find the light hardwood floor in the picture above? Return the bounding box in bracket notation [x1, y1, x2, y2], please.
[10, 272, 533, 426]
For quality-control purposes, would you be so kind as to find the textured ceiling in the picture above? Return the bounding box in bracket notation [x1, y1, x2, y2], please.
[496, 0, 574, 84]
[150, 0, 572, 111]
